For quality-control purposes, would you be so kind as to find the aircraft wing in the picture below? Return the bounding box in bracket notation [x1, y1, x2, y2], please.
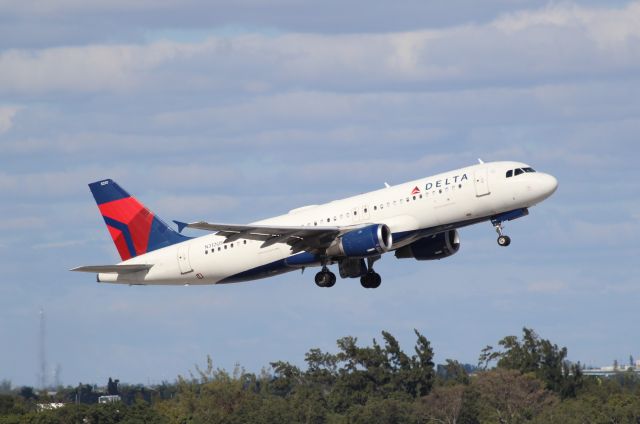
[70, 264, 153, 273]
[174, 220, 346, 254]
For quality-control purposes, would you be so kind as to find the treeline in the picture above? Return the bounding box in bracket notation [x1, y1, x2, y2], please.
[2, 328, 640, 423]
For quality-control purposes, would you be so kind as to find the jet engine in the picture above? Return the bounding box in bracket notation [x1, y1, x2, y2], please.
[326, 224, 392, 258]
[394, 230, 460, 260]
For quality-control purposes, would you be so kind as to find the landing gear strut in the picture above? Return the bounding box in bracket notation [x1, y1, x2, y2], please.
[360, 256, 382, 289]
[315, 265, 336, 288]
[492, 221, 511, 247]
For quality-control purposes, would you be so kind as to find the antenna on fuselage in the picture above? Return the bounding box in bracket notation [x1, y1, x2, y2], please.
[477, 158, 484, 164]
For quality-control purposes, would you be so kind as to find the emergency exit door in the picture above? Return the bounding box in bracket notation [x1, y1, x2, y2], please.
[177, 244, 193, 274]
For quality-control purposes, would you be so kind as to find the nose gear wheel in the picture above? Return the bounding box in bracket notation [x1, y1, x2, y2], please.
[492, 221, 511, 247]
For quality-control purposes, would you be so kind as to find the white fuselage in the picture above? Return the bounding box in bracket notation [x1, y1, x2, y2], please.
[98, 161, 557, 285]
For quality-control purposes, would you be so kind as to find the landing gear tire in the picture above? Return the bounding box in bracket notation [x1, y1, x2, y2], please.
[360, 272, 382, 289]
[326, 272, 336, 287]
[497, 235, 511, 247]
[492, 220, 511, 247]
[315, 271, 336, 288]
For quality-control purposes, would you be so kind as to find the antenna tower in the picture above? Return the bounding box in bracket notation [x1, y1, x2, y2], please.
[38, 307, 47, 390]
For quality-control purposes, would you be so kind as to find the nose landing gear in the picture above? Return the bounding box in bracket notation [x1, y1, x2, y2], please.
[492, 220, 511, 247]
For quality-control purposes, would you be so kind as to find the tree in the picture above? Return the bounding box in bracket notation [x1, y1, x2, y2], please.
[478, 345, 501, 370]
[417, 385, 465, 424]
[269, 361, 303, 397]
[410, 329, 436, 397]
[473, 369, 557, 424]
[478, 328, 582, 397]
[18, 387, 37, 401]
[0, 381, 10, 395]
[437, 360, 470, 385]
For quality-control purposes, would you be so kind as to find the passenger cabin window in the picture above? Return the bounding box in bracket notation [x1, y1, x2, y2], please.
[506, 170, 513, 178]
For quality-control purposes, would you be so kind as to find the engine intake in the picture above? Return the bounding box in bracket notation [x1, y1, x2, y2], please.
[394, 230, 460, 261]
[327, 224, 392, 258]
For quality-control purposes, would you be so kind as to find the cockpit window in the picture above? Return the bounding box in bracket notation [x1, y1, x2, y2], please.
[523, 167, 536, 173]
[514, 168, 524, 176]
[506, 170, 513, 178]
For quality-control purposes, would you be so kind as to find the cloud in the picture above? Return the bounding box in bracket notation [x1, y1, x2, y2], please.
[2, 2, 640, 96]
[0, 0, 587, 49]
[2, 0, 640, 387]
[494, 2, 640, 48]
[32, 240, 86, 250]
[570, 220, 640, 246]
[0, 41, 202, 95]
[0, 216, 46, 230]
[0, 106, 20, 134]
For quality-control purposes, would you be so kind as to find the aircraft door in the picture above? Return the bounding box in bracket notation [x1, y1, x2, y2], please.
[474, 168, 490, 197]
[177, 244, 193, 274]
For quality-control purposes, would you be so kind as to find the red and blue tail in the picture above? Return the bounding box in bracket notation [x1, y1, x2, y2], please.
[88, 179, 190, 261]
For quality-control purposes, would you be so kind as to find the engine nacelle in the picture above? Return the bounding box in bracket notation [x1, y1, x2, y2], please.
[326, 224, 392, 258]
[394, 230, 460, 261]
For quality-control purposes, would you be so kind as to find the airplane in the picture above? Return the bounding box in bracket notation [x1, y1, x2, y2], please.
[71, 160, 558, 289]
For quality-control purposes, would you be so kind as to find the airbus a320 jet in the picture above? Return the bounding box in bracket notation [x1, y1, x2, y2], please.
[72, 160, 558, 288]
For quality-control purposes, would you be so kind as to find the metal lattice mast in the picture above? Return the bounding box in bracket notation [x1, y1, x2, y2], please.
[38, 307, 47, 390]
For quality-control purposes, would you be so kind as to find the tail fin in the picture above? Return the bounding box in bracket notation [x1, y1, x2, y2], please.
[88, 179, 190, 261]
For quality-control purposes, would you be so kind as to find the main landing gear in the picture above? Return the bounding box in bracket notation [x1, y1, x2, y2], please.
[492, 221, 511, 247]
[315, 266, 336, 288]
[314, 257, 383, 289]
[360, 256, 382, 289]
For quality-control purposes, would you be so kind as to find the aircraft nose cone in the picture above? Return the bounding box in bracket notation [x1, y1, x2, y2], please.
[542, 174, 559, 196]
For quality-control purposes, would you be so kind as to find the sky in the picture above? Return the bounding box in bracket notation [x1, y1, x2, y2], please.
[1, 0, 640, 388]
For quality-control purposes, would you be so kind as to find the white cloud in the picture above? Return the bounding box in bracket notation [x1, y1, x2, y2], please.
[494, 2, 640, 48]
[0, 41, 201, 94]
[32, 240, 86, 249]
[570, 220, 640, 245]
[0, 106, 20, 133]
[1, 2, 639, 96]
[2, 0, 640, 387]
[0, 216, 46, 230]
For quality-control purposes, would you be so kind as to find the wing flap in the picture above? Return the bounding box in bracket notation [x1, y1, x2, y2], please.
[70, 264, 153, 274]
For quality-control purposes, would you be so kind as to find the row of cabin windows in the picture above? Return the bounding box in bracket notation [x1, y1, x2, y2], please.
[307, 183, 464, 226]
[506, 167, 536, 178]
[205, 239, 247, 254]
[204, 181, 466, 252]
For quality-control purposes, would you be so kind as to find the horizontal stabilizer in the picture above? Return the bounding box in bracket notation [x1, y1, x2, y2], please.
[70, 264, 153, 274]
